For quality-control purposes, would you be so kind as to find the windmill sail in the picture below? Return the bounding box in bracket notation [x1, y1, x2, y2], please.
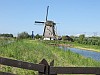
[46, 6, 49, 21]
[35, 21, 44, 23]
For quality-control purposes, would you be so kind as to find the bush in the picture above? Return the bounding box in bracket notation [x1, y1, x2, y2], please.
[17, 32, 30, 39]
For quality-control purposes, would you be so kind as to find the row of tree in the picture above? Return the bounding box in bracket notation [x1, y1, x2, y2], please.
[17, 32, 42, 39]
[72, 34, 100, 46]
[0, 34, 13, 37]
[0, 32, 42, 39]
[1, 32, 100, 46]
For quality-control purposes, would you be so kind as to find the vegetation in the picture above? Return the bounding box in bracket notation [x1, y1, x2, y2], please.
[73, 42, 100, 52]
[62, 35, 73, 42]
[59, 34, 100, 47]
[17, 32, 42, 40]
[71, 35, 100, 52]
[73, 34, 100, 46]
[0, 39, 100, 75]
[34, 34, 42, 39]
[0, 33, 13, 37]
[17, 32, 31, 39]
[0, 37, 14, 47]
[0, 32, 100, 75]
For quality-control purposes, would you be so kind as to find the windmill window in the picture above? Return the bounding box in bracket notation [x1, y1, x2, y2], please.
[49, 33, 50, 35]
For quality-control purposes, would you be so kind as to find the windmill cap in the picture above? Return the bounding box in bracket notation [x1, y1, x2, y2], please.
[45, 20, 56, 26]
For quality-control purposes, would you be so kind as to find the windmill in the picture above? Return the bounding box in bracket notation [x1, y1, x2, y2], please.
[35, 6, 57, 40]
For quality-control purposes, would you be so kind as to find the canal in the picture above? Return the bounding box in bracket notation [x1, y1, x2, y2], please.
[59, 46, 100, 61]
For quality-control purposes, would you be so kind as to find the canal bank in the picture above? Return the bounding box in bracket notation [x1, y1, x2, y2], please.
[73, 46, 100, 52]
[56, 43, 100, 52]
[59, 46, 100, 61]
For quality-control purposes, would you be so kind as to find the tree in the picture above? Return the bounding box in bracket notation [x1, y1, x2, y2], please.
[34, 34, 42, 39]
[62, 35, 73, 42]
[17, 32, 30, 39]
[79, 34, 85, 42]
[0, 34, 13, 37]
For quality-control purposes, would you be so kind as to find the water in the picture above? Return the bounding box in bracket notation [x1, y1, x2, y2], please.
[59, 47, 100, 61]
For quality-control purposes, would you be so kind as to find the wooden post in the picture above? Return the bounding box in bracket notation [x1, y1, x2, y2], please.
[38, 59, 57, 75]
[38, 59, 49, 75]
[49, 60, 57, 75]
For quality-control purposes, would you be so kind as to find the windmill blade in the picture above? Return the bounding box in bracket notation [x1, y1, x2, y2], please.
[34, 23, 44, 25]
[35, 21, 44, 23]
[53, 23, 56, 25]
[46, 6, 49, 21]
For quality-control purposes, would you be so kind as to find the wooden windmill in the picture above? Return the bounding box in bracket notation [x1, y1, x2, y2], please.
[35, 6, 57, 40]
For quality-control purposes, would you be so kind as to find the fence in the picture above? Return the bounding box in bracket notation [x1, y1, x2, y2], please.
[0, 57, 100, 75]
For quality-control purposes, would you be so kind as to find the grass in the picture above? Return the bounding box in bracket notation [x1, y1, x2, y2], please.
[0, 39, 100, 75]
[0, 37, 14, 47]
[73, 42, 100, 52]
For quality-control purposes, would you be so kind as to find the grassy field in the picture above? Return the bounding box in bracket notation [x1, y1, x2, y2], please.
[0, 39, 100, 75]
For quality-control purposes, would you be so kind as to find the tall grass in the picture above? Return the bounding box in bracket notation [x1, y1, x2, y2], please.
[0, 40, 100, 75]
[0, 37, 14, 47]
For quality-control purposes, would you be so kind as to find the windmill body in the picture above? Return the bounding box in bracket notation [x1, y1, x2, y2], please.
[43, 21, 56, 40]
[35, 6, 57, 40]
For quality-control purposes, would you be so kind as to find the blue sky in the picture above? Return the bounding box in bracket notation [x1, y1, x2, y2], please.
[0, 0, 100, 36]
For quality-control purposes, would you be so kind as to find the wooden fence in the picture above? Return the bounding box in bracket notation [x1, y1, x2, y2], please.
[0, 57, 100, 75]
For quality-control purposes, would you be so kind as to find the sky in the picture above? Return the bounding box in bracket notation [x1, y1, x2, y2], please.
[0, 0, 100, 36]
